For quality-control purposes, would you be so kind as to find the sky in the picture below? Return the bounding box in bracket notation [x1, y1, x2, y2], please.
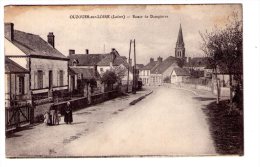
[4, 5, 242, 64]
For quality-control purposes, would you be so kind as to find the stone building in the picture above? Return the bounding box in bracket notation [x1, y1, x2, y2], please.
[4, 23, 69, 106]
[139, 58, 159, 86]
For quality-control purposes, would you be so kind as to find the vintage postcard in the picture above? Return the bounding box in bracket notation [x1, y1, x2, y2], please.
[4, 4, 243, 157]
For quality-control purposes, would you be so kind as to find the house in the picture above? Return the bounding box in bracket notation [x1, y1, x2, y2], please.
[68, 49, 108, 70]
[96, 48, 133, 85]
[4, 23, 69, 105]
[184, 57, 211, 78]
[5, 57, 30, 107]
[68, 48, 133, 92]
[69, 67, 101, 102]
[68, 67, 78, 93]
[170, 67, 190, 84]
[139, 58, 159, 85]
[135, 64, 144, 80]
[150, 56, 181, 85]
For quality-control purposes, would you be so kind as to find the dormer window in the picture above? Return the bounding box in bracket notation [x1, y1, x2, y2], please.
[73, 59, 78, 66]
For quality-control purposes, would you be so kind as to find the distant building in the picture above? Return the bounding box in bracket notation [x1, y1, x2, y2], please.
[68, 48, 133, 91]
[4, 23, 69, 105]
[139, 58, 159, 85]
[150, 56, 181, 85]
[170, 67, 190, 84]
[184, 57, 212, 78]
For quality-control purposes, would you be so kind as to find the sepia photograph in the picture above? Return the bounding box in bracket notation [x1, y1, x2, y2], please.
[4, 4, 244, 158]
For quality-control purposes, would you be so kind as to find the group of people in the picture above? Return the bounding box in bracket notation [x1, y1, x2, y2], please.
[44, 102, 73, 126]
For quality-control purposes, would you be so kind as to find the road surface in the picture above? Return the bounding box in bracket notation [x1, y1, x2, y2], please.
[6, 86, 216, 157]
[58, 86, 216, 156]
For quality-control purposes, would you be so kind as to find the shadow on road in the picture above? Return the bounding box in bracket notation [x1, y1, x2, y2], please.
[193, 97, 216, 101]
[6, 124, 38, 138]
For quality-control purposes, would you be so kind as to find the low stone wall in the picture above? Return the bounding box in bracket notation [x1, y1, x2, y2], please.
[32, 90, 120, 122]
[166, 83, 230, 97]
[34, 103, 53, 122]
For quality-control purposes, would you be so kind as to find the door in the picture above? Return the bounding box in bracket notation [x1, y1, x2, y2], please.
[49, 71, 53, 89]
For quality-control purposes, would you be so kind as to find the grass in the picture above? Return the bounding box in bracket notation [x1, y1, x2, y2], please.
[202, 100, 244, 155]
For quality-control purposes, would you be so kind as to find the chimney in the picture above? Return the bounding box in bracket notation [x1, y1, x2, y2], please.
[158, 56, 163, 63]
[150, 58, 154, 63]
[85, 49, 89, 54]
[69, 49, 75, 55]
[129, 58, 132, 66]
[47, 32, 55, 48]
[188, 57, 191, 63]
[5, 23, 14, 41]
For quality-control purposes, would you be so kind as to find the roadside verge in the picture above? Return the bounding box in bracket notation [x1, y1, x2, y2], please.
[129, 90, 153, 105]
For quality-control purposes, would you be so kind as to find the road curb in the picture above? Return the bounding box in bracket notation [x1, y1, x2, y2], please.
[129, 90, 153, 105]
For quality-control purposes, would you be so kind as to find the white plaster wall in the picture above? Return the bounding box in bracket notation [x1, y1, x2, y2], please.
[97, 66, 111, 75]
[30, 58, 68, 90]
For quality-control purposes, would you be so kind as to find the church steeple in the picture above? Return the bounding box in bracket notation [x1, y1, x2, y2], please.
[175, 24, 185, 60]
[176, 24, 184, 46]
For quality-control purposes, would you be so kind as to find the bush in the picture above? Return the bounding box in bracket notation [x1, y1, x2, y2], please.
[163, 76, 171, 83]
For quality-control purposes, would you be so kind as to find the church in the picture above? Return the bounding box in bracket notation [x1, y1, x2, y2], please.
[139, 24, 190, 86]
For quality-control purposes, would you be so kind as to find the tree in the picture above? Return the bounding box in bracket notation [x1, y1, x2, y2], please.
[163, 76, 171, 83]
[101, 71, 118, 91]
[200, 12, 242, 104]
[113, 65, 128, 82]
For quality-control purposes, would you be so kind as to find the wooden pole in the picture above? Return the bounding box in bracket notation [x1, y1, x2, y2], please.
[127, 40, 132, 93]
[133, 39, 137, 94]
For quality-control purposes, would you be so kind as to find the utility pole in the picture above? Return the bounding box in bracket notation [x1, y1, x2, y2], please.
[127, 40, 132, 93]
[133, 39, 137, 94]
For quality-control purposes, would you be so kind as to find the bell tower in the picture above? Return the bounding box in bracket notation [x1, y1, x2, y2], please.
[175, 24, 185, 60]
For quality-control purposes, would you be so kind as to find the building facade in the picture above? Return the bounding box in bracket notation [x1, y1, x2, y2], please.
[4, 23, 69, 105]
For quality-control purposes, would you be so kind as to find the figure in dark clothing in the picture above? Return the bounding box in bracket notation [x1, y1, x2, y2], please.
[64, 102, 73, 124]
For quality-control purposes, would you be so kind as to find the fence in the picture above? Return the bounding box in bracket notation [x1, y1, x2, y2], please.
[52, 90, 120, 116]
[170, 77, 231, 97]
[5, 104, 32, 131]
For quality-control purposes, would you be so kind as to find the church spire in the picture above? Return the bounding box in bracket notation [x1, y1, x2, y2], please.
[175, 23, 185, 60]
[176, 24, 184, 46]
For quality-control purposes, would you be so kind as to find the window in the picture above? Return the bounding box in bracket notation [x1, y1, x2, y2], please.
[18, 76, 25, 95]
[59, 70, 64, 86]
[100, 68, 104, 73]
[37, 70, 43, 89]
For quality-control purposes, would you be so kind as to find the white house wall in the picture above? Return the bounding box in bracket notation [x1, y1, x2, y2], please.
[97, 66, 111, 74]
[30, 58, 68, 90]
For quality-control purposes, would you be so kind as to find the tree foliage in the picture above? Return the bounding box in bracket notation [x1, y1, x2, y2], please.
[200, 12, 243, 77]
[200, 12, 243, 103]
[100, 71, 118, 85]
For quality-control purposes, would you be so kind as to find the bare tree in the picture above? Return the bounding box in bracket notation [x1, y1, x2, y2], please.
[200, 12, 242, 104]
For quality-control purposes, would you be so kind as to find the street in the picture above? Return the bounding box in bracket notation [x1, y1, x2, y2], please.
[6, 86, 216, 157]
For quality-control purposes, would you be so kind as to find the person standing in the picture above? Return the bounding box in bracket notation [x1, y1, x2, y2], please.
[64, 102, 73, 124]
